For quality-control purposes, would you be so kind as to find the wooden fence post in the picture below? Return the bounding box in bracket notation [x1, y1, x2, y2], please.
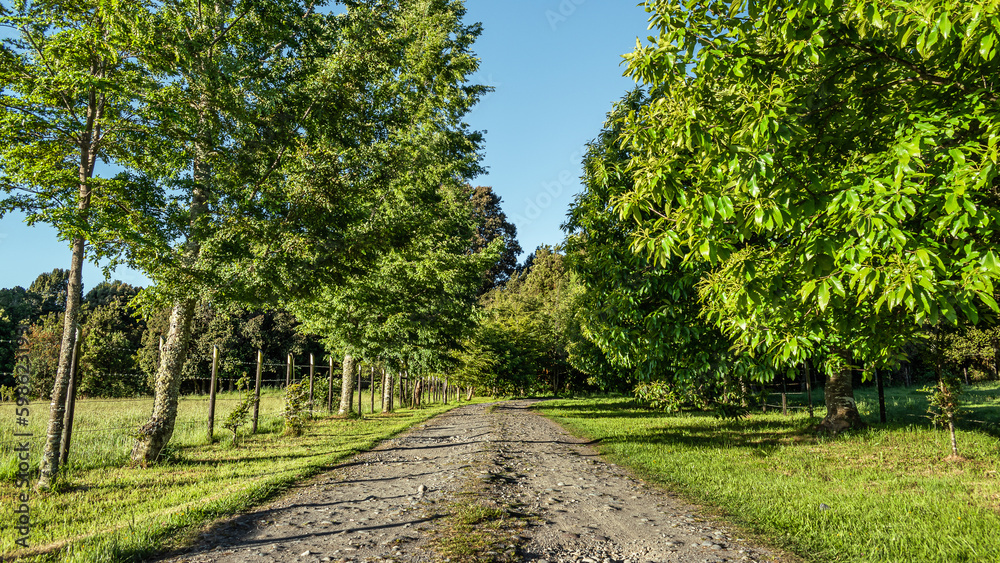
[328, 355, 335, 414]
[876, 367, 887, 423]
[286, 352, 293, 387]
[59, 327, 82, 467]
[781, 371, 788, 416]
[804, 362, 814, 418]
[252, 349, 263, 433]
[357, 361, 363, 417]
[208, 344, 218, 442]
[309, 353, 315, 416]
[370, 364, 375, 414]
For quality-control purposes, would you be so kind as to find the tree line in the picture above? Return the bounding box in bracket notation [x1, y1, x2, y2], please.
[0, 0, 519, 489]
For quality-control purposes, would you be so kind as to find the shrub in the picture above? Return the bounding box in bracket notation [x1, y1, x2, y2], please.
[283, 380, 310, 436]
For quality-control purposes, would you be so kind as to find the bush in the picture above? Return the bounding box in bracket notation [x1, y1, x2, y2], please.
[283, 380, 310, 436]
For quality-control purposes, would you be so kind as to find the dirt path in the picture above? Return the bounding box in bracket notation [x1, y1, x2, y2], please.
[153, 401, 792, 563]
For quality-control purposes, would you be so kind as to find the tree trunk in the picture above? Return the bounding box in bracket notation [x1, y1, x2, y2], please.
[132, 127, 208, 465]
[382, 368, 393, 413]
[466, 386, 474, 401]
[338, 354, 356, 415]
[818, 352, 865, 435]
[131, 298, 197, 465]
[36, 238, 84, 489]
[36, 106, 97, 488]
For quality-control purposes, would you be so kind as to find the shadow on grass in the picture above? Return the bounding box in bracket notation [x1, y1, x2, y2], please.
[540, 387, 1000, 451]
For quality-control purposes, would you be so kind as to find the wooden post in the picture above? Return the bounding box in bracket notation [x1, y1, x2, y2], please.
[781, 371, 788, 416]
[328, 355, 335, 414]
[252, 349, 263, 433]
[876, 367, 887, 424]
[59, 327, 82, 467]
[370, 364, 375, 414]
[208, 345, 218, 442]
[286, 352, 293, 386]
[805, 361, 814, 418]
[357, 361, 363, 416]
[309, 353, 315, 416]
[401, 370, 407, 408]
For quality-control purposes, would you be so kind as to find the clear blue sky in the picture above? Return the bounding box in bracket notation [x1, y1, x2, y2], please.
[0, 0, 651, 290]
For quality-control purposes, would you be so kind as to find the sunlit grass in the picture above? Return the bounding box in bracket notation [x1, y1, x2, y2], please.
[535, 383, 1000, 563]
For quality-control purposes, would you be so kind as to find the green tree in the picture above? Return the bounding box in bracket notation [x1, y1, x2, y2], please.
[131, 0, 491, 463]
[469, 185, 522, 293]
[0, 1, 158, 486]
[26, 269, 69, 316]
[476, 247, 588, 395]
[615, 0, 1000, 431]
[0, 285, 39, 384]
[564, 91, 760, 407]
[78, 294, 146, 397]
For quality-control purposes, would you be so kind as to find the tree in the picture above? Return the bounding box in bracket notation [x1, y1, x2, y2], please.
[0, 285, 40, 385]
[78, 293, 146, 397]
[564, 90, 762, 408]
[292, 182, 501, 410]
[615, 0, 1000, 431]
[475, 246, 590, 395]
[27, 269, 69, 316]
[469, 185, 521, 293]
[1, 1, 159, 488]
[19, 312, 63, 400]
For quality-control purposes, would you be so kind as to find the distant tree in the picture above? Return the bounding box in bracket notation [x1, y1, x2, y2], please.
[83, 281, 141, 310]
[0, 286, 40, 385]
[27, 270, 69, 316]
[469, 185, 521, 292]
[21, 313, 63, 400]
[78, 296, 147, 397]
[477, 246, 587, 395]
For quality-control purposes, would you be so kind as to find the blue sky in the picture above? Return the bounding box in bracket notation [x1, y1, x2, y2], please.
[0, 0, 651, 290]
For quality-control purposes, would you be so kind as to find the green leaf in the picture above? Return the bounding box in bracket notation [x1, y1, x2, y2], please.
[980, 292, 999, 313]
[817, 282, 830, 311]
[944, 192, 959, 214]
[801, 279, 817, 301]
[914, 248, 930, 268]
[983, 250, 1000, 275]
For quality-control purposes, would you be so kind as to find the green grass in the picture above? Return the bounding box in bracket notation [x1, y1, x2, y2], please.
[0, 391, 484, 561]
[535, 383, 1000, 563]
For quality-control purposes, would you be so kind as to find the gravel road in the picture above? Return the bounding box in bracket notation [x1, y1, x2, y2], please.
[153, 401, 793, 563]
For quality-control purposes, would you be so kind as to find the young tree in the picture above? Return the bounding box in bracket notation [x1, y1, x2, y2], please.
[1, 1, 161, 488]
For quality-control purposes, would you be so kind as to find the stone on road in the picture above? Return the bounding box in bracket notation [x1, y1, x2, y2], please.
[153, 401, 792, 563]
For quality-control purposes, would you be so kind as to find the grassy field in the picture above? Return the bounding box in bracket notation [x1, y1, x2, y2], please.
[0, 390, 479, 562]
[535, 383, 1000, 563]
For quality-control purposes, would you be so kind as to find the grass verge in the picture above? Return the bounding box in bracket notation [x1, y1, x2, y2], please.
[430, 467, 533, 562]
[534, 384, 1000, 563]
[0, 397, 484, 562]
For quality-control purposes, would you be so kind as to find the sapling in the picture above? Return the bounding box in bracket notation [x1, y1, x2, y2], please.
[223, 375, 253, 446]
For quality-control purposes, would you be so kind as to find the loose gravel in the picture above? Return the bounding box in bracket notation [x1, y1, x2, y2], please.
[152, 401, 796, 563]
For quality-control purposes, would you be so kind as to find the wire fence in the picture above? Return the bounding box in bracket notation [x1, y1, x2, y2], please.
[0, 338, 462, 472]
